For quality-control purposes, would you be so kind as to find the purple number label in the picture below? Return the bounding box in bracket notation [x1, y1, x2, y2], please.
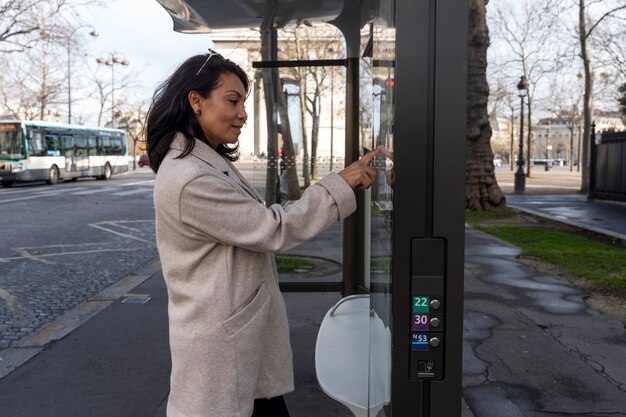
[412, 313, 430, 331]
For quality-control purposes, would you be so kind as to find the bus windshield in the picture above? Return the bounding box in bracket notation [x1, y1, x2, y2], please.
[0, 124, 25, 160]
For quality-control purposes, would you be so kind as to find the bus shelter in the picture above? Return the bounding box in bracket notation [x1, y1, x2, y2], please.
[156, 0, 468, 415]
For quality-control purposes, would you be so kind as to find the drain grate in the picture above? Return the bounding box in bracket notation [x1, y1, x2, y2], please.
[120, 294, 151, 304]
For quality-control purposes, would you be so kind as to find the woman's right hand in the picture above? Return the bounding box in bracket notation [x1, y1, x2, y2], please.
[338, 146, 384, 190]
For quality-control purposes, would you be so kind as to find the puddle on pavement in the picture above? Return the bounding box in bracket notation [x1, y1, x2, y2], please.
[465, 244, 521, 257]
[469, 256, 585, 314]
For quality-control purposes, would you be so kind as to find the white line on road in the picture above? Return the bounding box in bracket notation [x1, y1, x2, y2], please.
[89, 221, 156, 245]
[119, 180, 155, 187]
[70, 187, 117, 195]
[111, 188, 152, 196]
[0, 288, 21, 311]
[0, 191, 65, 204]
[1, 247, 145, 262]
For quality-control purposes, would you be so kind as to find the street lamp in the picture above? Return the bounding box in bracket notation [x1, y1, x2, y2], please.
[96, 53, 130, 128]
[40, 25, 98, 124]
[66, 26, 99, 124]
[514, 75, 529, 194]
[545, 119, 551, 171]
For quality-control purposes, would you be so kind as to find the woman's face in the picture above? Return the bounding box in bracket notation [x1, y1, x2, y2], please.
[195, 72, 247, 148]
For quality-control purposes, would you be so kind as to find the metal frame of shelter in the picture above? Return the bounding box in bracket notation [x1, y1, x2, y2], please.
[157, 0, 468, 415]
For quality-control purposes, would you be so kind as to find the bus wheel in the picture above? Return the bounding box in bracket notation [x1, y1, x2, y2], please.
[98, 163, 112, 180]
[1, 181, 13, 187]
[47, 165, 59, 185]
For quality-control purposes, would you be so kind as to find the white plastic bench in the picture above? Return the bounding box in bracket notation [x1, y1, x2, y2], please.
[315, 295, 391, 417]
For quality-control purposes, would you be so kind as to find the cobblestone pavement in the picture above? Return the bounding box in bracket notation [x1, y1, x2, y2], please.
[0, 177, 157, 349]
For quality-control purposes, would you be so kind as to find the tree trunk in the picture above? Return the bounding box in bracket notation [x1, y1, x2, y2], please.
[310, 89, 320, 179]
[466, 0, 506, 211]
[526, 101, 533, 177]
[579, 0, 592, 192]
[253, 70, 262, 156]
[275, 83, 301, 200]
[569, 128, 574, 172]
[510, 111, 515, 171]
[298, 68, 311, 188]
[260, 27, 279, 206]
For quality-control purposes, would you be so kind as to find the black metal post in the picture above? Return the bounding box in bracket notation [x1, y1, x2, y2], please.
[588, 121, 597, 199]
[514, 94, 526, 193]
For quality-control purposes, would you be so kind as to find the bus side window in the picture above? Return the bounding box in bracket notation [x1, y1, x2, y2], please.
[28, 128, 45, 157]
[45, 133, 60, 156]
[61, 135, 74, 156]
[118, 134, 127, 153]
[87, 136, 97, 156]
[112, 136, 123, 154]
[101, 137, 112, 155]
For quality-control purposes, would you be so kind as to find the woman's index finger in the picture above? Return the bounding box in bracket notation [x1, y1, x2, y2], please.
[360, 146, 384, 164]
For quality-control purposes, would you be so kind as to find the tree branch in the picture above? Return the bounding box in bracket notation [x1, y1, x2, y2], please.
[586, 5, 626, 39]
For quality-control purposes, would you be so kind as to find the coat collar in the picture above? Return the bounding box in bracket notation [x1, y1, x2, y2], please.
[170, 133, 264, 203]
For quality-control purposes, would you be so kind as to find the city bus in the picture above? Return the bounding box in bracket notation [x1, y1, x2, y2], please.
[0, 120, 129, 187]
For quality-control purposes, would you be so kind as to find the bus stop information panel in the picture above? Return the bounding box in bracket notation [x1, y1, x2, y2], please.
[410, 238, 446, 380]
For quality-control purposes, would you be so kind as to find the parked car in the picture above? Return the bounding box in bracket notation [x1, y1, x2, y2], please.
[138, 154, 150, 168]
[493, 157, 503, 167]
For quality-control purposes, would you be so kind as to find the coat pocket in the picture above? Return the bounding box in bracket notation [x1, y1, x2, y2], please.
[222, 282, 271, 337]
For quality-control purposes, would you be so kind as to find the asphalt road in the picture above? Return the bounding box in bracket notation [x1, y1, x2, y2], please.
[0, 170, 157, 349]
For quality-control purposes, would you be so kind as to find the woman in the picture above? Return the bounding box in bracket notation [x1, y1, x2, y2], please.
[145, 50, 381, 417]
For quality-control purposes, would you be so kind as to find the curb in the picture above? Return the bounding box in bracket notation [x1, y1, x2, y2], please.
[0, 257, 161, 380]
[507, 204, 626, 242]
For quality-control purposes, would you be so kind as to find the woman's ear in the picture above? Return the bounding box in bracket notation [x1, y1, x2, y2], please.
[188, 91, 199, 107]
[188, 91, 202, 116]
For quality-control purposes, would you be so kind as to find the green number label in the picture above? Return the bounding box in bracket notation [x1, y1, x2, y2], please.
[412, 296, 430, 313]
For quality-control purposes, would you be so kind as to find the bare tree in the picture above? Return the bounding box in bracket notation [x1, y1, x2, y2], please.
[258, 22, 301, 204]
[87, 63, 144, 127]
[490, 0, 565, 178]
[466, 0, 506, 211]
[0, 0, 64, 52]
[487, 74, 518, 168]
[617, 83, 626, 124]
[0, 0, 103, 53]
[282, 25, 339, 184]
[545, 75, 584, 172]
[116, 104, 147, 170]
[577, 0, 626, 191]
[0, 35, 65, 120]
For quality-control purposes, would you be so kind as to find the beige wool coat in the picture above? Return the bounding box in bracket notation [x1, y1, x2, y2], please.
[154, 135, 356, 417]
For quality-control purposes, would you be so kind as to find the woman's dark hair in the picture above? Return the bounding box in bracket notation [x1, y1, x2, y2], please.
[143, 52, 249, 172]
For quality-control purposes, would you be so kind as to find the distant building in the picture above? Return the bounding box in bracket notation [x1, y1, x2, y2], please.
[489, 113, 516, 165]
[535, 110, 624, 167]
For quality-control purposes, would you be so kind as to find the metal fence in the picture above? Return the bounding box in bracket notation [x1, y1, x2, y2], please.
[590, 130, 626, 201]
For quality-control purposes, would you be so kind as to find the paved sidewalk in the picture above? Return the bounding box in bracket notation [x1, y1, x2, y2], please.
[0, 191, 624, 416]
[506, 193, 626, 240]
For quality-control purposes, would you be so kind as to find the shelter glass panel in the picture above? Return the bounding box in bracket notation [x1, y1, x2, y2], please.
[367, 1, 396, 415]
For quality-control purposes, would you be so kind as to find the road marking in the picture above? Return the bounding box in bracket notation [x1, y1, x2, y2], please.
[0, 235, 155, 263]
[70, 187, 117, 195]
[119, 180, 155, 187]
[0, 183, 151, 202]
[0, 186, 88, 196]
[0, 190, 64, 204]
[89, 220, 156, 245]
[35, 187, 88, 195]
[2, 247, 146, 262]
[0, 288, 20, 311]
[112, 188, 152, 196]
[18, 248, 56, 264]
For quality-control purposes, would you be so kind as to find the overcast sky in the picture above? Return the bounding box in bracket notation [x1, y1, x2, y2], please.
[76, 0, 216, 123]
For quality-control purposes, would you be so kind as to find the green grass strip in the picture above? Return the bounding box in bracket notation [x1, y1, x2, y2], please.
[275, 255, 315, 273]
[470, 222, 626, 296]
[370, 257, 391, 273]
